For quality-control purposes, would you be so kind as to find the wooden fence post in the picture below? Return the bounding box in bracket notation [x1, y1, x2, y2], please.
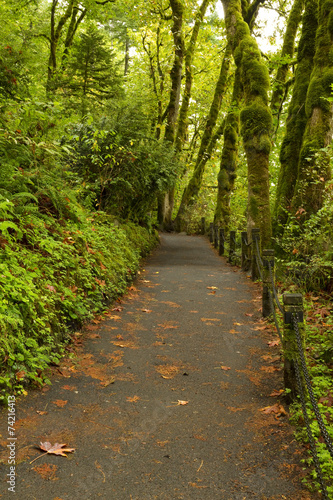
[283, 293, 304, 403]
[251, 228, 260, 280]
[209, 223, 214, 243]
[241, 231, 249, 271]
[219, 228, 225, 256]
[201, 217, 205, 235]
[214, 224, 219, 249]
[229, 231, 236, 264]
[262, 249, 274, 317]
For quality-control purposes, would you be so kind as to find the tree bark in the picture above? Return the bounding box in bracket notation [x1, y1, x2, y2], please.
[273, 0, 318, 235]
[291, 0, 333, 218]
[214, 71, 241, 229]
[270, 0, 304, 139]
[222, 0, 273, 246]
[175, 0, 211, 153]
[158, 0, 185, 228]
[174, 43, 232, 229]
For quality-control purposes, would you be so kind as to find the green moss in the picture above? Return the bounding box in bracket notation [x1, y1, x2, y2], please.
[328, 10, 333, 32]
[249, 195, 259, 217]
[240, 103, 272, 140]
[305, 69, 333, 114]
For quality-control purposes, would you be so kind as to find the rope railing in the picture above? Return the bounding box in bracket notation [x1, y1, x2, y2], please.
[202, 218, 333, 495]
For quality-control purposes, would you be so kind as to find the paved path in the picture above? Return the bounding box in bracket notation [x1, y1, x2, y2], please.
[0, 234, 314, 499]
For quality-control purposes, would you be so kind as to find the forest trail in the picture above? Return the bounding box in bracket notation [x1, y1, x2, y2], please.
[0, 233, 316, 500]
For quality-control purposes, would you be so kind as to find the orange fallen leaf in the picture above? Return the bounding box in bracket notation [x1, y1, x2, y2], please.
[126, 395, 140, 403]
[53, 400, 68, 407]
[260, 403, 288, 416]
[30, 442, 75, 464]
[269, 389, 284, 397]
[245, 313, 253, 317]
[220, 366, 231, 371]
[142, 309, 152, 313]
[36, 411, 48, 416]
[268, 340, 280, 347]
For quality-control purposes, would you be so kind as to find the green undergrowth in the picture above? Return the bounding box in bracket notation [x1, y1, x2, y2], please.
[287, 292, 333, 497]
[0, 185, 158, 404]
[270, 273, 333, 496]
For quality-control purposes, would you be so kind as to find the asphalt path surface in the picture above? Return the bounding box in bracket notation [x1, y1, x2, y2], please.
[0, 233, 315, 500]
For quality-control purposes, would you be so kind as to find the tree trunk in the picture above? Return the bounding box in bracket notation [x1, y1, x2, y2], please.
[175, 0, 211, 153]
[291, 0, 333, 218]
[222, 0, 273, 247]
[163, 0, 185, 145]
[273, 0, 318, 235]
[174, 43, 232, 230]
[47, 0, 77, 94]
[158, 0, 185, 228]
[214, 72, 241, 229]
[270, 0, 304, 139]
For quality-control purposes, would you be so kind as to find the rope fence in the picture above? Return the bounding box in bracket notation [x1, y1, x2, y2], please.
[202, 218, 333, 497]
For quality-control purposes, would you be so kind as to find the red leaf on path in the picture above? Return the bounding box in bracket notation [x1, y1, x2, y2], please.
[39, 442, 75, 457]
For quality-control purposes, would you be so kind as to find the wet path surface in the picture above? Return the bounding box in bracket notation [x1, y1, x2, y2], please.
[0, 234, 313, 499]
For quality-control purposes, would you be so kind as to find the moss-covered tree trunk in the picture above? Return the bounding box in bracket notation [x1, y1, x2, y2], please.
[158, 0, 185, 228]
[291, 0, 333, 217]
[214, 73, 240, 229]
[174, 43, 233, 230]
[175, 0, 211, 153]
[270, 0, 304, 138]
[273, 0, 318, 235]
[222, 0, 273, 246]
[47, 0, 77, 94]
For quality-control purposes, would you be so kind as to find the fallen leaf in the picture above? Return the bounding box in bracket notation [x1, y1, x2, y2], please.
[30, 442, 75, 463]
[245, 313, 253, 317]
[53, 400, 68, 408]
[100, 378, 115, 387]
[36, 411, 48, 416]
[142, 308, 152, 313]
[201, 318, 220, 322]
[260, 366, 279, 373]
[207, 286, 218, 290]
[177, 400, 189, 405]
[269, 389, 284, 397]
[260, 403, 288, 416]
[220, 366, 231, 371]
[208, 291, 216, 295]
[126, 395, 140, 403]
[268, 340, 280, 347]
